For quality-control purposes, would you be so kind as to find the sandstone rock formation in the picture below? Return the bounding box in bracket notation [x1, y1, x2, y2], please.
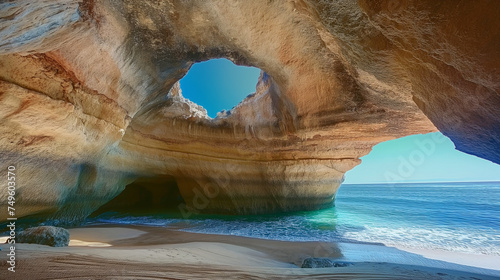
[0, 0, 497, 222]
[301, 258, 352, 268]
[17, 226, 70, 247]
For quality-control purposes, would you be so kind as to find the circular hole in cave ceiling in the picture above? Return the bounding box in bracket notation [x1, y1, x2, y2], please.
[179, 58, 261, 118]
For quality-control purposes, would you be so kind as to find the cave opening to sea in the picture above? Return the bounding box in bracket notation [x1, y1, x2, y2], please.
[179, 58, 261, 118]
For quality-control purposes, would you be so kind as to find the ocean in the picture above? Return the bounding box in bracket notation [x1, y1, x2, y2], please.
[91, 182, 500, 257]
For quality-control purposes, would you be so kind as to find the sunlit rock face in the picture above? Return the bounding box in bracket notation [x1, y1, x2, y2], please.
[314, 0, 500, 164]
[2, 0, 496, 221]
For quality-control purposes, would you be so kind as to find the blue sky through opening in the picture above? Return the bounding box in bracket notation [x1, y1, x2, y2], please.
[179, 58, 261, 118]
[178, 59, 500, 184]
[344, 132, 500, 184]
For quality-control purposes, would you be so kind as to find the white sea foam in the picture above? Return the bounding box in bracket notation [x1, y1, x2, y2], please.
[342, 226, 500, 256]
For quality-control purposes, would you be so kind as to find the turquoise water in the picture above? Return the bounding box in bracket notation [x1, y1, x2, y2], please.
[91, 182, 500, 256]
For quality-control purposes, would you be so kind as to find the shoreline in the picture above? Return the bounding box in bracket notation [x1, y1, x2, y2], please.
[1, 223, 499, 279]
[393, 245, 500, 273]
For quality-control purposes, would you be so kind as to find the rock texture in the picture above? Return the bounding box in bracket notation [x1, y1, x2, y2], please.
[17, 226, 70, 247]
[301, 258, 353, 268]
[316, 0, 500, 163]
[0, 0, 498, 222]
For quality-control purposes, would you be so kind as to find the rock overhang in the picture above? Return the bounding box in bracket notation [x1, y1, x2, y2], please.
[0, 0, 498, 223]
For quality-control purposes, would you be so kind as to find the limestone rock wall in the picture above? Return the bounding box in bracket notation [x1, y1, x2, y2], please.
[1, 0, 496, 222]
[314, 0, 500, 163]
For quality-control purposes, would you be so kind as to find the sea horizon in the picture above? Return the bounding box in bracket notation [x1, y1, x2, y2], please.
[343, 180, 500, 185]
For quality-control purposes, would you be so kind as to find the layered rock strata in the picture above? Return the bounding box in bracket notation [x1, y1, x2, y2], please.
[0, 0, 497, 222]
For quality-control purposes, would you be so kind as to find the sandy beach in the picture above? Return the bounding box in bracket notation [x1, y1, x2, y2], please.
[1, 224, 499, 279]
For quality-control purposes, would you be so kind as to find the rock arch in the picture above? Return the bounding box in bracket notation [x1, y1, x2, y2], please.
[0, 0, 498, 222]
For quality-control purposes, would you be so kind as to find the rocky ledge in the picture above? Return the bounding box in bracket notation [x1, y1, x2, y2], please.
[0, 1, 498, 222]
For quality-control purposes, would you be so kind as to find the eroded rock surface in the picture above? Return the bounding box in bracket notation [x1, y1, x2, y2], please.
[17, 226, 70, 247]
[301, 258, 353, 268]
[0, 0, 497, 222]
